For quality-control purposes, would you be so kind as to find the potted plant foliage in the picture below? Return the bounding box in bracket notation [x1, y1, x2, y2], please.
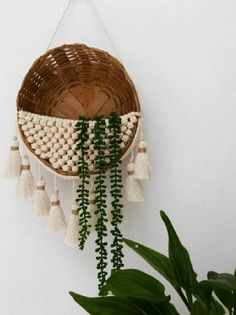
[70, 211, 236, 315]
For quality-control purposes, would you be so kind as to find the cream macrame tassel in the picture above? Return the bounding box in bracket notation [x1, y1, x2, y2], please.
[134, 125, 152, 180]
[47, 188, 67, 233]
[4, 136, 22, 178]
[31, 176, 50, 218]
[88, 176, 97, 231]
[17, 154, 35, 199]
[64, 203, 79, 247]
[126, 158, 144, 202]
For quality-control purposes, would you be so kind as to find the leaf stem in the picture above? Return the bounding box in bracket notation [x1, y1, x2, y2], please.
[176, 288, 191, 312]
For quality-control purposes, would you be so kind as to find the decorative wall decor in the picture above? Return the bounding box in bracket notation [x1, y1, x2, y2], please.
[5, 43, 152, 290]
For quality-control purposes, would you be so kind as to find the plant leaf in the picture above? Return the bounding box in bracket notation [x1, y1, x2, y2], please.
[210, 297, 226, 315]
[191, 300, 210, 315]
[131, 298, 181, 315]
[207, 271, 233, 312]
[191, 299, 225, 315]
[100, 269, 170, 303]
[70, 292, 180, 315]
[123, 238, 178, 288]
[160, 211, 197, 292]
[233, 269, 236, 315]
[196, 282, 213, 307]
[201, 273, 236, 293]
[69, 292, 143, 315]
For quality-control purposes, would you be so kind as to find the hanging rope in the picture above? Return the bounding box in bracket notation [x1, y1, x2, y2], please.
[88, 0, 122, 61]
[46, 0, 73, 51]
[45, 0, 122, 62]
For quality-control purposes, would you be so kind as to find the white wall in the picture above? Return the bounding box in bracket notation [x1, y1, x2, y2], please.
[0, 0, 236, 314]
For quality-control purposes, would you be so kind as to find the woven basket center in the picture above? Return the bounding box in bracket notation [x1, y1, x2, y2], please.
[50, 85, 118, 119]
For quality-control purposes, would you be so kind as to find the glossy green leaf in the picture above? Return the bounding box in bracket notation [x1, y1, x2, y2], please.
[192, 300, 210, 315]
[70, 292, 142, 315]
[131, 298, 180, 315]
[123, 238, 177, 288]
[207, 271, 233, 312]
[191, 299, 225, 315]
[210, 298, 225, 315]
[100, 269, 170, 303]
[201, 273, 236, 293]
[160, 211, 197, 292]
[70, 292, 180, 315]
[196, 281, 213, 308]
[233, 269, 236, 315]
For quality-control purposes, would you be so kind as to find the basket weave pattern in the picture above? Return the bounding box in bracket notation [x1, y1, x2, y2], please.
[17, 44, 141, 176]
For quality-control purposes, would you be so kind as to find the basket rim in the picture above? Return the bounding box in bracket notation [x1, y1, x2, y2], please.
[16, 43, 141, 113]
[16, 43, 141, 177]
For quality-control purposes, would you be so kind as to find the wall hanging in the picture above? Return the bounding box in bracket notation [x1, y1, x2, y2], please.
[4, 0, 152, 291]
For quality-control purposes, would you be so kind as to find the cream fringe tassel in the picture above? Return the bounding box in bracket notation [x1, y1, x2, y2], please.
[17, 154, 35, 199]
[31, 176, 50, 218]
[47, 189, 67, 233]
[126, 158, 144, 202]
[4, 136, 22, 178]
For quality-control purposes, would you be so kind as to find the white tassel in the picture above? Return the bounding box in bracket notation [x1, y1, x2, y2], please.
[17, 154, 35, 199]
[88, 176, 97, 231]
[64, 203, 79, 247]
[47, 189, 67, 233]
[126, 159, 144, 202]
[134, 128, 152, 180]
[4, 136, 22, 178]
[31, 176, 50, 218]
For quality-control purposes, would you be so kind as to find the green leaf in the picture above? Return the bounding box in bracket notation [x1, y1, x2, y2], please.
[160, 211, 197, 292]
[233, 270, 236, 315]
[100, 269, 170, 303]
[208, 271, 218, 279]
[207, 271, 233, 312]
[131, 298, 180, 315]
[69, 292, 143, 315]
[70, 292, 180, 315]
[192, 300, 209, 315]
[191, 299, 225, 315]
[201, 273, 236, 293]
[123, 238, 177, 288]
[210, 298, 226, 315]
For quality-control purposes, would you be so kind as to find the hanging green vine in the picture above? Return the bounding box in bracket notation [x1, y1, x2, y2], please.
[75, 117, 91, 250]
[93, 116, 108, 292]
[76, 114, 124, 290]
[108, 112, 124, 271]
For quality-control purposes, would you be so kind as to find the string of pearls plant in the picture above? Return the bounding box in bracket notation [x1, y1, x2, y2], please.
[109, 113, 124, 271]
[74, 113, 125, 291]
[75, 117, 91, 250]
[93, 116, 109, 291]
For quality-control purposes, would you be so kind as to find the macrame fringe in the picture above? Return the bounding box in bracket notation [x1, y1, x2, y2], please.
[88, 176, 97, 231]
[65, 203, 79, 247]
[134, 127, 152, 180]
[126, 158, 144, 202]
[17, 154, 35, 199]
[4, 136, 22, 178]
[47, 189, 67, 233]
[31, 176, 50, 218]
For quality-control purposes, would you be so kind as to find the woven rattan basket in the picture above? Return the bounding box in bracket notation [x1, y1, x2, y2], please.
[17, 43, 141, 177]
